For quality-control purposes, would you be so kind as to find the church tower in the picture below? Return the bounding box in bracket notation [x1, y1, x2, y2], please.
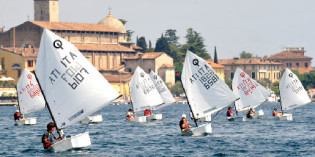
[34, 0, 59, 22]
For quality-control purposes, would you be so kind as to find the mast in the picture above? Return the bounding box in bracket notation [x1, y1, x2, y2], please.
[34, 72, 62, 139]
[15, 86, 22, 118]
[279, 95, 284, 114]
[180, 80, 198, 127]
[233, 102, 238, 116]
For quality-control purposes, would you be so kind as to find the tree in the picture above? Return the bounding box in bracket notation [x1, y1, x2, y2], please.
[137, 36, 147, 52]
[214, 46, 218, 63]
[271, 81, 280, 95]
[155, 34, 171, 57]
[182, 28, 210, 59]
[240, 51, 253, 59]
[165, 29, 179, 45]
[169, 81, 184, 96]
[147, 40, 154, 52]
[118, 19, 133, 42]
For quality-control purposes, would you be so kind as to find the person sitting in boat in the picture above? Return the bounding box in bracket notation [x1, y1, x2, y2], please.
[126, 109, 135, 120]
[144, 109, 151, 116]
[179, 114, 191, 133]
[272, 108, 282, 117]
[246, 108, 255, 119]
[42, 122, 60, 149]
[13, 110, 20, 121]
[226, 107, 235, 118]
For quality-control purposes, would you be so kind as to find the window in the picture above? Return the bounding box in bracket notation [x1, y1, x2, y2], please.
[230, 72, 234, 79]
[274, 72, 275, 79]
[127, 68, 132, 72]
[286, 62, 292, 68]
[1, 58, 5, 70]
[244, 65, 246, 70]
[268, 73, 270, 79]
[305, 62, 309, 68]
[252, 72, 256, 79]
[296, 62, 299, 69]
[27, 60, 34, 67]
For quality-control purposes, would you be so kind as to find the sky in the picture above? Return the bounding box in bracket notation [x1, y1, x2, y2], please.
[0, 0, 314, 66]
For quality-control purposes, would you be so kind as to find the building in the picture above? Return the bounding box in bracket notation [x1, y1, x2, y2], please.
[266, 47, 312, 74]
[0, 0, 175, 86]
[103, 74, 132, 101]
[124, 52, 175, 86]
[206, 60, 225, 80]
[213, 58, 282, 82]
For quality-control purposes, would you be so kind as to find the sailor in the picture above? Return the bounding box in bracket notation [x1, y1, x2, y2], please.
[272, 108, 282, 117]
[42, 122, 60, 149]
[126, 109, 135, 120]
[179, 114, 191, 133]
[13, 110, 20, 121]
[226, 107, 235, 119]
[246, 108, 255, 119]
[144, 109, 151, 116]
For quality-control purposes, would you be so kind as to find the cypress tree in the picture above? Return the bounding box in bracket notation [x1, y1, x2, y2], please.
[214, 46, 218, 63]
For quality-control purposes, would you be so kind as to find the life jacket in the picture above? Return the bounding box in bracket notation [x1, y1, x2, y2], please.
[272, 111, 276, 116]
[42, 131, 54, 143]
[184, 120, 188, 128]
[226, 110, 231, 117]
[14, 112, 20, 120]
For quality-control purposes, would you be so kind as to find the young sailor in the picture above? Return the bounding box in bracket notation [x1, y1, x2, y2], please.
[246, 108, 255, 119]
[272, 108, 282, 117]
[144, 109, 151, 116]
[179, 114, 191, 133]
[13, 110, 21, 121]
[42, 122, 60, 149]
[126, 109, 135, 120]
[226, 107, 235, 118]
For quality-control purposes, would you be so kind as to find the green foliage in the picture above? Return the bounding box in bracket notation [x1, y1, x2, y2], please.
[214, 46, 218, 63]
[155, 35, 171, 56]
[224, 78, 232, 90]
[137, 37, 147, 53]
[256, 79, 271, 88]
[126, 30, 134, 42]
[169, 81, 184, 96]
[271, 81, 280, 95]
[182, 28, 210, 59]
[118, 19, 127, 25]
[240, 51, 253, 59]
[165, 29, 179, 45]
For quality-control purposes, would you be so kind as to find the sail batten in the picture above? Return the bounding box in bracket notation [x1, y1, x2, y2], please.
[232, 68, 267, 111]
[181, 51, 238, 119]
[149, 71, 175, 110]
[35, 29, 119, 129]
[279, 68, 311, 111]
[17, 68, 45, 114]
[130, 67, 163, 112]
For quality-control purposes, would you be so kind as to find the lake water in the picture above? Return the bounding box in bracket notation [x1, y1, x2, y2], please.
[0, 102, 314, 156]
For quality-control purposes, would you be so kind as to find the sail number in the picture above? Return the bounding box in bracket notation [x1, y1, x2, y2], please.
[49, 51, 89, 90]
[136, 78, 156, 95]
[237, 78, 256, 96]
[189, 64, 219, 90]
[286, 79, 303, 94]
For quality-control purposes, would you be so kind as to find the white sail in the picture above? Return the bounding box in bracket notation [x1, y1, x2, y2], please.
[130, 67, 163, 112]
[149, 71, 175, 110]
[35, 29, 119, 129]
[252, 79, 271, 99]
[232, 68, 266, 111]
[17, 68, 45, 114]
[181, 51, 239, 119]
[279, 68, 311, 111]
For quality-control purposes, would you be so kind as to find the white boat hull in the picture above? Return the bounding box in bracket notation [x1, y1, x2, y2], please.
[80, 114, 103, 124]
[146, 114, 162, 120]
[15, 117, 37, 125]
[277, 113, 293, 121]
[200, 115, 212, 122]
[227, 116, 246, 121]
[252, 109, 264, 119]
[129, 116, 147, 123]
[190, 123, 212, 136]
[51, 132, 91, 152]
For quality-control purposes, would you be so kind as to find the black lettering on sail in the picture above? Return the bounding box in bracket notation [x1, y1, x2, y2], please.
[69, 51, 77, 60]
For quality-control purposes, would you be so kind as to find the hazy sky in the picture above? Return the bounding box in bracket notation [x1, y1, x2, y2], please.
[0, 0, 314, 65]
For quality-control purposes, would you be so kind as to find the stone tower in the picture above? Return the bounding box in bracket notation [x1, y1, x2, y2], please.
[34, 0, 59, 22]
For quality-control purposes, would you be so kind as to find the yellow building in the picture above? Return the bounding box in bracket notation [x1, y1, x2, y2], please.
[103, 74, 132, 101]
[206, 61, 225, 80]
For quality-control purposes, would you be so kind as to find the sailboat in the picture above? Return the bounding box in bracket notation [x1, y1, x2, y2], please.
[181, 51, 239, 136]
[15, 68, 45, 125]
[35, 29, 119, 151]
[80, 114, 103, 124]
[232, 68, 269, 120]
[277, 68, 311, 121]
[147, 71, 176, 120]
[129, 66, 164, 123]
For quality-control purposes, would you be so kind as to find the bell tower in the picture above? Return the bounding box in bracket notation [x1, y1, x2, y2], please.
[34, 0, 59, 22]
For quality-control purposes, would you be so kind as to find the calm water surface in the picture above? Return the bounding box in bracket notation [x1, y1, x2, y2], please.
[0, 102, 314, 156]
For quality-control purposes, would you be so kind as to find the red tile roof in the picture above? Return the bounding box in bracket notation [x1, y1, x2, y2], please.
[74, 44, 136, 52]
[103, 74, 132, 83]
[210, 58, 282, 65]
[206, 60, 225, 68]
[160, 64, 175, 68]
[1, 47, 38, 57]
[132, 45, 143, 50]
[31, 21, 119, 33]
[266, 51, 312, 60]
[124, 52, 164, 60]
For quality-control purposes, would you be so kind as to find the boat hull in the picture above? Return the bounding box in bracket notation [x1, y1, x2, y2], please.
[252, 109, 264, 119]
[146, 114, 162, 120]
[190, 123, 212, 136]
[15, 117, 37, 125]
[277, 113, 293, 121]
[129, 116, 147, 123]
[51, 132, 91, 152]
[200, 115, 211, 122]
[80, 114, 103, 124]
[227, 116, 246, 121]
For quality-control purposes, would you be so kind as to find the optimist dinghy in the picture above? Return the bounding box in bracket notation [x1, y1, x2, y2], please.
[15, 68, 46, 125]
[181, 51, 239, 136]
[147, 71, 176, 120]
[232, 68, 270, 120]
[277, 68, 311, 121]
[35, 29, 119, 151]
[128, 67, 164, 123]
[80, 114, 103, 124]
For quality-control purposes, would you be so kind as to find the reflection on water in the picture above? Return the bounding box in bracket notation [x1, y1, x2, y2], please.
[0, 102, 314, 156]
